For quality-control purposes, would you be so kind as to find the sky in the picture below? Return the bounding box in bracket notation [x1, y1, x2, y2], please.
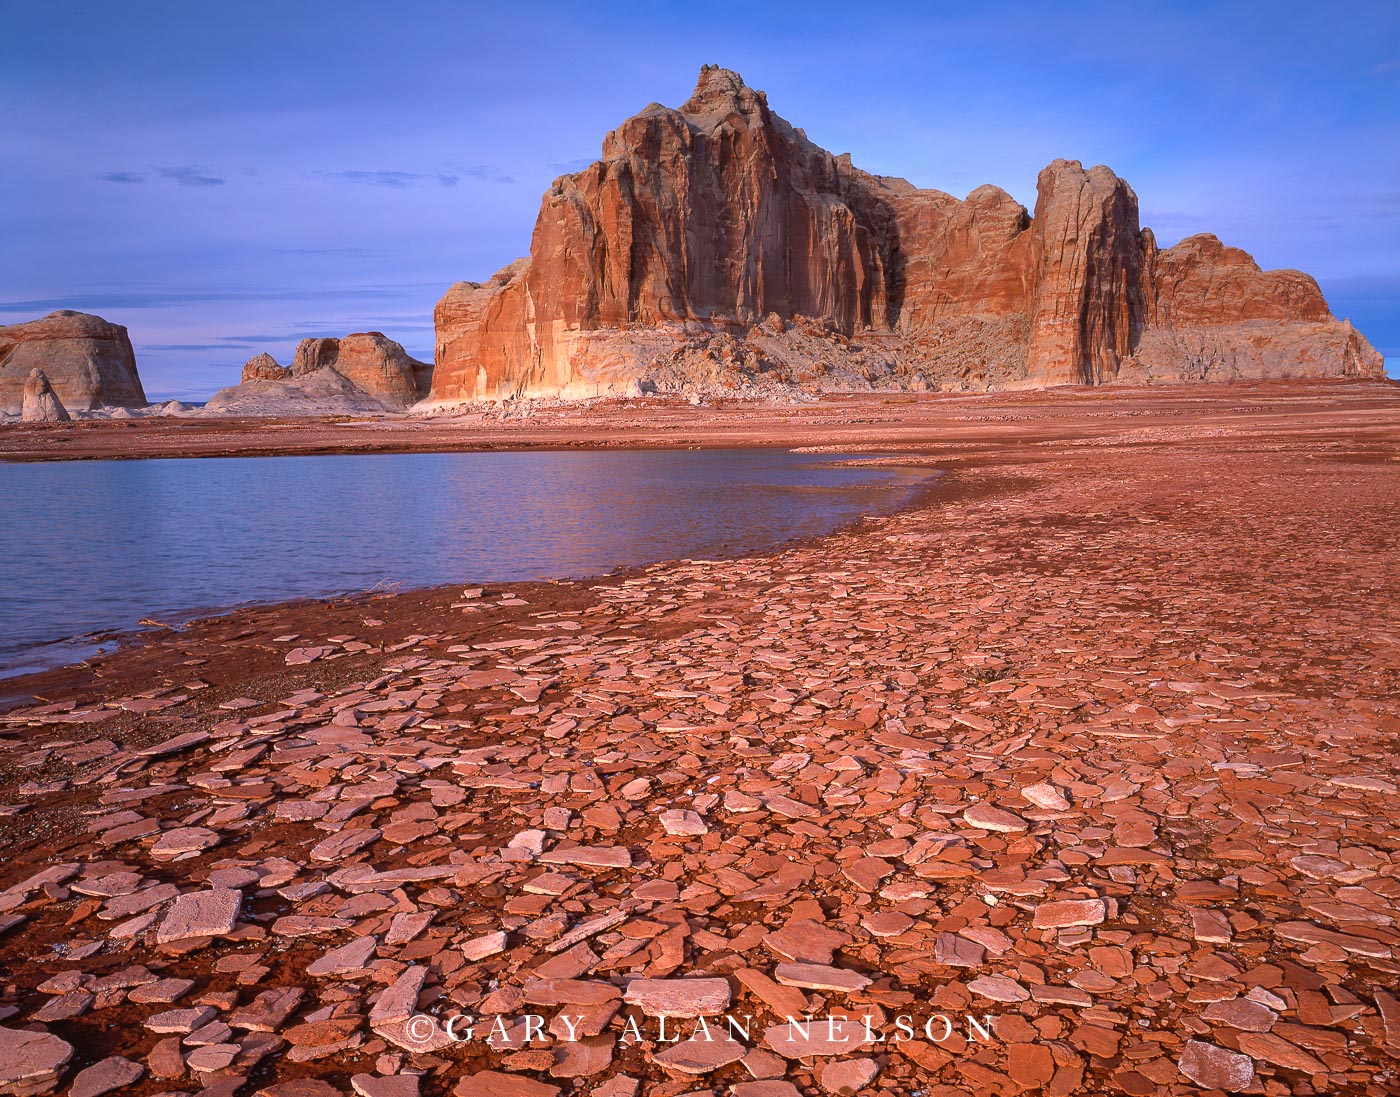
[2, 1, 1397, 399]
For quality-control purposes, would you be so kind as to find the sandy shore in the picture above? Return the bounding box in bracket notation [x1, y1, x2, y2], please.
[1, 382, 1398, 1096]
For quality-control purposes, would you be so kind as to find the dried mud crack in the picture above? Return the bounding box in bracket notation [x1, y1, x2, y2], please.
[1, 385, 1398, 1097]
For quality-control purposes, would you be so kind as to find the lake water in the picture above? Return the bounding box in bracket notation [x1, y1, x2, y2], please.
[0, 448, 930, 677]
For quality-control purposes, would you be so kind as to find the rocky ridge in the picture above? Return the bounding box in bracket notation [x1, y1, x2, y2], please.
[430, 66, 1384, 402]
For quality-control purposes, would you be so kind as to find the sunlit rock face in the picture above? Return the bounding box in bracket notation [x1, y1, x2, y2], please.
[429, 66, 1384, 402]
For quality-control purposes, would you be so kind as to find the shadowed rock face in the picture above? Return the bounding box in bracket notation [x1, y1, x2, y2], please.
[431, 66, 1384, 400]
[0, 311, 147, 412]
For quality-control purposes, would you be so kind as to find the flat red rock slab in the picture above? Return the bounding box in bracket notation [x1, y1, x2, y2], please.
[762, 1019, 875, 1059]
[962, 802, 1029, 832]
[0, 1027, 74, 1095]
[1032, 898, 1107, 929]
[536, 846, 633, 869]
[154, 888, 241, 943]
[652, 1034, 747, 1075]
[1177, 1039, 1256, 1092]
[622, 977, 731, 1017]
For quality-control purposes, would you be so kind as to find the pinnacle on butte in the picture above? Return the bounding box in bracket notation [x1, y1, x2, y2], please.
[209, 333, 433, 414]
[20, 368, 71, 422]
[0, 311, 147, 413]
[430, 67, 1384, 402]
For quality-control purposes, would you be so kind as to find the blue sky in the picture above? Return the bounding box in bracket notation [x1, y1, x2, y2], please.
[2, 1, 1397, 399]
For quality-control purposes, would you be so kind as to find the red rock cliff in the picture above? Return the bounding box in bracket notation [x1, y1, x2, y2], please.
[431, 67, 1384, 400]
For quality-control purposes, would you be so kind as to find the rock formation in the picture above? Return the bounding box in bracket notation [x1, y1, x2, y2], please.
[240, 352, 291, 382]
[431, 66, 1383, 401]
[311, 333, 433, 406]
[20, 368, 71, 422]
[0, 311, 147, 412]
[209, 334, 431, 415]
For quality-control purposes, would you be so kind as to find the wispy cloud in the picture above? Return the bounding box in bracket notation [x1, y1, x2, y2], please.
[212, 333, 305, 344]
[271, 246, 383, 258]
[311, 165, 513, 187]
[138, 342, 255, 351]
[314, 170, 452, 188]
[98, 171, 146, 184]
[1372, 59, 1400, 75]
[0, 284, 444, 315]
[458, 164, 515, 184]
[158, 166, 225, 187]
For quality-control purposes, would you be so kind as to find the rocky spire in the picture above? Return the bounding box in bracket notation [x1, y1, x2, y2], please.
[21, 367, 71, 422]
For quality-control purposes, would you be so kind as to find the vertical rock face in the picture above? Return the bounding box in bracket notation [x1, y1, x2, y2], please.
[21, 368, 71, 422]
[291, 338, 343, 377]
[440, 66, 901, 400]
[534, 66, 895, 334]
[430, 67, 1384, 400]
[1024, 160, 1146, 386]
[0, 311, 147, 412]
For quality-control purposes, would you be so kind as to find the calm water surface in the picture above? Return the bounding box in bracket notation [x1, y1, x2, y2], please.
[0, 449, 930, 676]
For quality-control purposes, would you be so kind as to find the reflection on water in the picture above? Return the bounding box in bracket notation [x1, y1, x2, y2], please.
[0, 448, 931, 676]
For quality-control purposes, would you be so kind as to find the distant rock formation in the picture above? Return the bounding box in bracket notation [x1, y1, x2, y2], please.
[209, 333, 431, 415]
[240, 352, 291, 382]
[431, 66, 1383, 401]
[0, 311, 147, 412]
[313, 333, 432, 406]
[21, 368, 71, 422]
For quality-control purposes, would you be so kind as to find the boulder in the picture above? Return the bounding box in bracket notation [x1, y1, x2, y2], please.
[20, 368, 71, 422]
[428, 66, 1384, 401]
[0, 311, 147, 412]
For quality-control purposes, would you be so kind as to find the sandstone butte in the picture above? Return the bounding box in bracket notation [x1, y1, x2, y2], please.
[430, 65, 1384, 403]
[206, 334, 433, 414]
[0, 311, 147, 413]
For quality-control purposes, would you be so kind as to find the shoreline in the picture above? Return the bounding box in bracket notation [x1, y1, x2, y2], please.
[3, 379, 1396, 464]
[0, 384, 1397, 1094]
[0, 453, 949, 704]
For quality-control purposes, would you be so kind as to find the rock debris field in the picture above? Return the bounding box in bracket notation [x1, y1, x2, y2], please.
[0, 385, 1397, 1097]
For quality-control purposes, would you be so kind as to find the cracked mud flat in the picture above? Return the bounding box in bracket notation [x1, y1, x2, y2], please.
[1, 382, 1398, 1097]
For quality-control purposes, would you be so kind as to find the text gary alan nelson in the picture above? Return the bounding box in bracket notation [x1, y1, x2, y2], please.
[402, 1012, 1001, 1047]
